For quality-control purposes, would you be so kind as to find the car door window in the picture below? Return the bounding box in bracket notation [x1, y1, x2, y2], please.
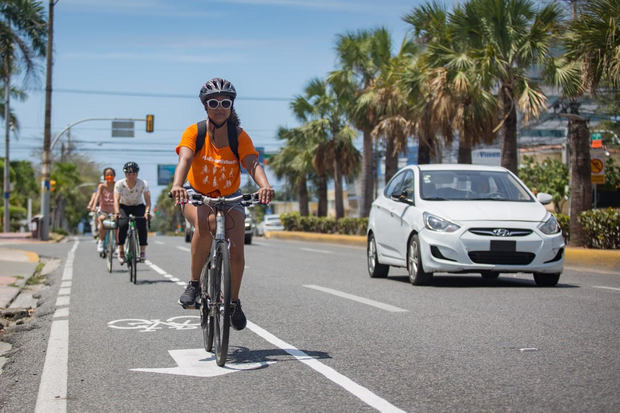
[384, 172, 405, 198]
[401, 171, 415, 202]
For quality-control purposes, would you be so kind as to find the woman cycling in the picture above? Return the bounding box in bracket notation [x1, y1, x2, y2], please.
[114, 161, 151, 264]
[93, 167, 116, 253]
[170, 77, 274, 331]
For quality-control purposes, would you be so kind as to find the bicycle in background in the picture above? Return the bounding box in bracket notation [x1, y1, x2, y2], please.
[124, 214, 147, 284]
[100, 213, 117, 273]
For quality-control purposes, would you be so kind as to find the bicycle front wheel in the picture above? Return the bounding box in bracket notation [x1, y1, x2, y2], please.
[106, 231, 114, 273]
[213, 242, 231, 367]
[200, 260, 214, 353]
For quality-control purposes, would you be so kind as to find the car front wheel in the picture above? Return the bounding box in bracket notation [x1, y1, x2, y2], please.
[533, 272, 560, 287]
[408, 234, 433, 285]
[367, 234, 389, 278]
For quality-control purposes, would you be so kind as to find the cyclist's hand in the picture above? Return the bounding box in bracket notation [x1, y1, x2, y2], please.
[170, 185, 188, 205]
[257, 186, 274, 204]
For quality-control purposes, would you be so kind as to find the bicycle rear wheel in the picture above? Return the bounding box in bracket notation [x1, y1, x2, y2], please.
[213, 242, 231, 367]
[130, 231, 138, 284]
[106, 231, 114, 273]
[200, 260, 214, 352]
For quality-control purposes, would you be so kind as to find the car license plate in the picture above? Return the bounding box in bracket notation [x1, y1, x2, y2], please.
[490, 240, 516, 252]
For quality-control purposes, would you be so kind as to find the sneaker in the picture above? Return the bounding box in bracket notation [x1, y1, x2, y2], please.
[230, 299, 247, 331]
[118, 252, 125, 265]
[179, 281, 200, 308]
[96, 240, 104, 253]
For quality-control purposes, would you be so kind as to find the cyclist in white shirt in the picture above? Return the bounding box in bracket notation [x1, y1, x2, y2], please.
[114, 161, 151, 263]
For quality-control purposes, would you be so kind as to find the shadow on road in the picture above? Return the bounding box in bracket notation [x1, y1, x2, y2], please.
[227, 346, 331, 365]
[385, 274, 578, 288]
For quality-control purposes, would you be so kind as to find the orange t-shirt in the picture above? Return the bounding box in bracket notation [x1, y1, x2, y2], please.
[176, 123, 259, 196]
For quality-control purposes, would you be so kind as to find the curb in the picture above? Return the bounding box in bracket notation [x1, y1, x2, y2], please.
[0, 248, 41, 310]
[263, 231, 620, 273]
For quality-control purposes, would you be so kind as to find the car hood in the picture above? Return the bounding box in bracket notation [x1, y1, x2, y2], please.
[421, 201, 547, 222]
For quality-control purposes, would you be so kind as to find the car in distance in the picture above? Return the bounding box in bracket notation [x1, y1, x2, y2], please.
[257, 214, 284, 236]
[367, 164, 565, 286]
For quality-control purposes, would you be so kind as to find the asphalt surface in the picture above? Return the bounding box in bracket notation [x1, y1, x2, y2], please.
[1, 235, 619, 412]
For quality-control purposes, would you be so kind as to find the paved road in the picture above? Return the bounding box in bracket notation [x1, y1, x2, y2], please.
[1, 236, 619, 412]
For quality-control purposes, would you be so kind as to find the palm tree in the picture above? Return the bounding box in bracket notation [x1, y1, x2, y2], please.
[330, 27, 394, 217]
[548, 0, 620, 246]
[0, 0, 47, 231]
[269, 127, 313, 216]
[450, 0, 562, 173]
[291, 78, 361, 218]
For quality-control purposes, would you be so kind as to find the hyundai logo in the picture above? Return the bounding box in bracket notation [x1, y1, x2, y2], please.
[492, 228, 511, 237]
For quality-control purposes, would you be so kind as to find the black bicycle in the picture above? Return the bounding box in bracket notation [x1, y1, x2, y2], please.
[124, 214, 147, 284]
[180, 192, 259, 367]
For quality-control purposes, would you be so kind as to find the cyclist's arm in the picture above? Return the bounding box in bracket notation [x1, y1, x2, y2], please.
[242, 154, 274, 204]
[170, 146, 193, 203]
[144, 190, 152, 216]
[87, 190, 97, 211]
[113, 191, 121, 216]
[92, 184, 103, 211]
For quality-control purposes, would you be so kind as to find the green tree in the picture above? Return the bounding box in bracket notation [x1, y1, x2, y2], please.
[518, 155, 569, 213]
[450, 0, 562, 173]
[548, 0, 620, 246]
[330, 27, 394, 217]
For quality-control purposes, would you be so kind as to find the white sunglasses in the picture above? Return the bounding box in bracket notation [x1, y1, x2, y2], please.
[205, 99, 233, 109]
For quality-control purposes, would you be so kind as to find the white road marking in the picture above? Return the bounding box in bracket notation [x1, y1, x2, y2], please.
[176, 282, 186, 286]
[564, 266, 620, 275]
[60, 281, 71, 288]
[247, 321, 406, 413]
[303, 285, 408, 313]
[131, 348, 272, 377]
[593, 285, 620, 292]
[35, 239, 79, 413]
[177, 246, 191, 252]
[300, 247, 333, 254]
[58, 287, 71, 296]
[519, 347, 538, 352]
[154, 241, 165, 245]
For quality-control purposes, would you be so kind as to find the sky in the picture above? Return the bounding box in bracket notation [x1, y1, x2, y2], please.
[5, 0, 440, 201]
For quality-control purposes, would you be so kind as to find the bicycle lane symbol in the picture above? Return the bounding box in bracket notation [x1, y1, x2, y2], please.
[108, 316, 274, 376]
[107, 316, 200, 333]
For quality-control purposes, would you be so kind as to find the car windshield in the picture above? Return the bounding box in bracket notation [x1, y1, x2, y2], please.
[420, 170, 534, 202]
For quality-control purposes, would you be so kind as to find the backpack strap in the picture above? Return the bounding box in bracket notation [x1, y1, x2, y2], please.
[194, 120, 240, 163]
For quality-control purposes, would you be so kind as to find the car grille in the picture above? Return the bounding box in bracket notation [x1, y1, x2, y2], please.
[468, 251, 535, 265]
[469, 228, 532, 237]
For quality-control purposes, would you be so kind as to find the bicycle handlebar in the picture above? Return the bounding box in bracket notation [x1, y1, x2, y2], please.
[168, 192, 260, 207]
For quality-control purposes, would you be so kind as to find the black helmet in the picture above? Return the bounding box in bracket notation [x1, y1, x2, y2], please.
[123, 161, 139, 173]
[199, 78, 236, 103]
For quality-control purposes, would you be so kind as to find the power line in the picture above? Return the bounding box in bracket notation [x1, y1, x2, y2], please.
[50, 88, 291, 102]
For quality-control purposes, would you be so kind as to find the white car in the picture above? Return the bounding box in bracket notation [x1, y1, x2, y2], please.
[257, 214, 284, 235]
[367, 164, 565, 286]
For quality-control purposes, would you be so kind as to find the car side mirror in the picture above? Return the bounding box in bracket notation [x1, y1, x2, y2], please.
[391, 190, 414, 205]
[536, 192, 553, 205]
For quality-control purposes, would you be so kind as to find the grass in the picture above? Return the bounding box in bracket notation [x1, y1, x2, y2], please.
[26, 274, 46, 286]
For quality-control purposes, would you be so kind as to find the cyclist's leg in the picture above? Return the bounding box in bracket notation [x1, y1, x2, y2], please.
[185, 204, 214, 282]
[133, 204, 147, 256]
[226, 209, 245, 301]
[117, 205, 130, 256]
[97, 213, 106, 241]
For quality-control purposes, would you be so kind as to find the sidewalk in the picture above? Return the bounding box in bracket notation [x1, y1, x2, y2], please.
[0, 246, 40, 310]
[265, 231, 620, 273]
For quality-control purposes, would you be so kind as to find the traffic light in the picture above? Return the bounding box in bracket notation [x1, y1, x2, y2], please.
[146, 114, 154, 133]
[50, 180, 56, 192]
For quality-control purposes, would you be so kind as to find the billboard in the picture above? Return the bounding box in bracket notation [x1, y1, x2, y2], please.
[157, 164, 176, 185]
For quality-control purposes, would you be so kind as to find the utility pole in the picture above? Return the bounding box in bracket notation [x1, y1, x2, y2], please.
[3, 74, 10, 232]
[40, 0, 55, 240]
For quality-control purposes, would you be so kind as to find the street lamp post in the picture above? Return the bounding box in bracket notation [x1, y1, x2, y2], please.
[3, 76, 10, 232]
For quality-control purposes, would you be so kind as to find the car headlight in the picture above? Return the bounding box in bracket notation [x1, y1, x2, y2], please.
[538, 213, 561, 235]
[423, 212, 460, 233]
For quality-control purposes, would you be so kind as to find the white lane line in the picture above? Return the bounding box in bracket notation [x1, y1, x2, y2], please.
[144, 260, 186, 287]
[154, 241, 165, 245]
[176, 281, 186, 286]
[247, 321, 405, 413]
[176, 246, 191, 252]
[300, 247, 333, 254]
[57, 287, 71, 296]
[593, 285, 620, 292]
[303, 285, 408, 313]
[35, 239, 78, 413]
